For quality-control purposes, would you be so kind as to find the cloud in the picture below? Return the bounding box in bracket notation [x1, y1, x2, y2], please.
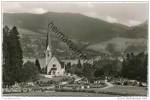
[32, 8, 47, 14]
[2, 2, 148, 26]
[2, 2, 22, 13]
[2, 2, 47, 14]
[121, 20, 141, 26]
[106, 16, 118, 23]
[128, 20, 141, 26]
[84, 12, 99, 19]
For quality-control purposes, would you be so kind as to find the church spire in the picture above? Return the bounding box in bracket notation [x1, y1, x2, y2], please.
[46, 32, 49, 50]
[45, 25, 52, 69]
[46, 28, 52, 51]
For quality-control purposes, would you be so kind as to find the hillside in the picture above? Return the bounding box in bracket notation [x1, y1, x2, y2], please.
[87, 37, 147, 55]
[123, 21, 148, 39]
[3, 12, 148, 58]
[3, 12, 130, 43]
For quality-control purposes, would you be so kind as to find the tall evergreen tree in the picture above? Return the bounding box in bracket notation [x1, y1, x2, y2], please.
[82, 63, 95, 82]
[7, 26, 23, 84]
[77, 59, 82, 68]
[35, 59, 41, 73]
[121, 52, 147, 82]
[2, 26, 10, 86]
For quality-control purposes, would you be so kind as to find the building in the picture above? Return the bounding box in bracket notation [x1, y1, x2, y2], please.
[44, 31, 65, 76]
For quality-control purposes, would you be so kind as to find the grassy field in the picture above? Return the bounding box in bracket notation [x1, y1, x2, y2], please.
[91, 85, 147, 96]
[3, 85, 147, 96]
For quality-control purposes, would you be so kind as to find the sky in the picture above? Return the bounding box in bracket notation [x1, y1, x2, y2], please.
[2, 2, 149, 26]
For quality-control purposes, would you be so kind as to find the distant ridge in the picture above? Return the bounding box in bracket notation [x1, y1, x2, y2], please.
[4, 12, 147, 43]
[3, 12, 148, 57]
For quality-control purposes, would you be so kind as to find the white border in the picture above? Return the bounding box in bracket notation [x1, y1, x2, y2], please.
[0, 0, 149, 100]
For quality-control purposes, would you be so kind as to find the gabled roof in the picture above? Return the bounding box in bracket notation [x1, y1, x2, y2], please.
[38, 55, 64, 69]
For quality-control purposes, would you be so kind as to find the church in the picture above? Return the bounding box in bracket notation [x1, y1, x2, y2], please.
[44, 30, 65, 76]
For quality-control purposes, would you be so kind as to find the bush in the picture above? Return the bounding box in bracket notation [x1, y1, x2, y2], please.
[21, 61, 39, 82]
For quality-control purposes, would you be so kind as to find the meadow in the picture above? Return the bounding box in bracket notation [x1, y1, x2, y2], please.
[3, 85, 147, 96]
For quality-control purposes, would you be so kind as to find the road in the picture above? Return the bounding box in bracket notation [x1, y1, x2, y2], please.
[101, 81, 114, 90]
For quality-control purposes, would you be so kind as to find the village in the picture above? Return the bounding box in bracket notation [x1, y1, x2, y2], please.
[3, 72, 147, 96]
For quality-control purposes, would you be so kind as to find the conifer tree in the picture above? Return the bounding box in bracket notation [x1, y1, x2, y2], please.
[8, 26, 23, 83]
[35, 59, 41, 73]
[77, 59, 82, 68]
[2, 26, 10, 86]
[121, 52, 147, 82]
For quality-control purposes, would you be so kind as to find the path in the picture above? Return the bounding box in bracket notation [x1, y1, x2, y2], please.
[100, 81, 114, 90]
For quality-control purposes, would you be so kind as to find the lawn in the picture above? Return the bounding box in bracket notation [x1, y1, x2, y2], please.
[96, 85, 147, 96]
[3, 85, 147, 96]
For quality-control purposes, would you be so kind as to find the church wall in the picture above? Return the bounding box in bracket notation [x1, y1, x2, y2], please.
[47, 57, 64, 76]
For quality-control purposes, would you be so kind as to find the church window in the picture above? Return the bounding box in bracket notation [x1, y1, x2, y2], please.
[53, 64, 56, 67]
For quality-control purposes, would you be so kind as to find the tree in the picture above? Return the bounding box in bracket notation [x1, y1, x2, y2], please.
[68, 64, 83, 76]
[82, 63, 95, 82]
[2, 26, 11, 86]
[94, 67, 104, 78]
[22, 61, 39, 82]
[121, 52, 147, 82]
[94, 58, 122, 78]
[67, 59, 83, 76]
[121, 53, 137, 79]
[3, 26, 9, 64]
[7, 26, 23, 83]
[135, 52, 147, 82]
[35, 59, 41, 73]
[77, 59, 82, 68]
[65, 62, 71, 73]
[112, 59, 122, 76]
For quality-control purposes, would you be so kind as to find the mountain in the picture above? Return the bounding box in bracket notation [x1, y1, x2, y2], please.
[3, 12, 148, 58]
[3, 12, 130, 43]
[87, 37, 147, 54]
[123, 21, 148, 39]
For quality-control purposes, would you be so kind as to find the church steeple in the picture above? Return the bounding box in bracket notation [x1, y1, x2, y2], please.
[45, 29, 52, 68]
[46, 31, 49, 50]
[44, 24, 65, 76]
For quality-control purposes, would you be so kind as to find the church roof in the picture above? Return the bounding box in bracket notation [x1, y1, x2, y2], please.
[38, 56, 64, 69]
